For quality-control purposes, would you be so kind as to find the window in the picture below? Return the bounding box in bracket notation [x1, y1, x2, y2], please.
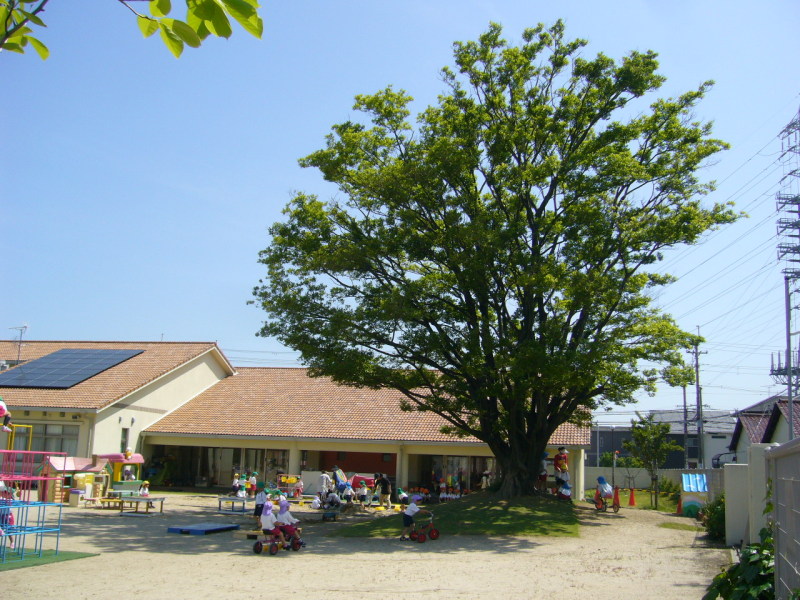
[30, 424, 79, 456]
[120, 428, 130, 453]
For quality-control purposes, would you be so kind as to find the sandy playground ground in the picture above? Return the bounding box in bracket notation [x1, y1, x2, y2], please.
[4, 492, 731, 600]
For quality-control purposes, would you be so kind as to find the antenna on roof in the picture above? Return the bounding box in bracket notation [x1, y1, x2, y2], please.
[9, 324, 28, 363]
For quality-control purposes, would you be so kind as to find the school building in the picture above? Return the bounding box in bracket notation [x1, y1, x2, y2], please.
[0, 340, 590, 493]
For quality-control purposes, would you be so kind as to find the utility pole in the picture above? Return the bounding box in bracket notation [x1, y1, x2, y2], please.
[690, 332, 707, 468]
[682, 385, 689, 469]
[775, 107, 800, 441]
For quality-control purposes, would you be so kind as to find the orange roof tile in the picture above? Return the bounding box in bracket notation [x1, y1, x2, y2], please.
[0, 340, 230, 411]
[145, 367, 590, 447]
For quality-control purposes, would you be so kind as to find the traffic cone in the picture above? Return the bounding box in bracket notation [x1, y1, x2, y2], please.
[676, 496, 682, 516]
[628, 488, 636, 507]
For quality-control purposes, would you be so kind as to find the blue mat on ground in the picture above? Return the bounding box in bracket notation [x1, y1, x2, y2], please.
[167, 523, 241, 535]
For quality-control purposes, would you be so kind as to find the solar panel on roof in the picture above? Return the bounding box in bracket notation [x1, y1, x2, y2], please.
[0, 348, 144, 389]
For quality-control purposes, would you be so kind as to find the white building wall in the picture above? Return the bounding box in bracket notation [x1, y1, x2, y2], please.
[93, 352, 230, 454]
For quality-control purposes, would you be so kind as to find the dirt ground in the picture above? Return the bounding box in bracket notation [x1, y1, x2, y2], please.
[3, 493, 731, 599]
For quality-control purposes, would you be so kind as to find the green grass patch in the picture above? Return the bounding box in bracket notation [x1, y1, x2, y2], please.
[658, 522, 702, 532]
[0, 550, 99, 572]
[583, 489, 679, 514]
[327, 492, 579, 538]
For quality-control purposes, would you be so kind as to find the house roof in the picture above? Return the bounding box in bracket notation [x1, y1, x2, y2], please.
[729, 395, 786, 450]
[145, 367, 590, 447]
[763, 400, 800, 443]
[0, 340, 233, 411]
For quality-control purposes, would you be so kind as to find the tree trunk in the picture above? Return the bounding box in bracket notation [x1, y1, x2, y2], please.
[493, 439, 546, 498]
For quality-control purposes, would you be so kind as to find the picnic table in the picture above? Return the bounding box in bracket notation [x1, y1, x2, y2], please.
[120, 496, 165, 515]
[218, 496, 250, 513]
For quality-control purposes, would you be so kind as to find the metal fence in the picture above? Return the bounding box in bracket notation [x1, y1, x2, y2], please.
[767, 437, 800, 600]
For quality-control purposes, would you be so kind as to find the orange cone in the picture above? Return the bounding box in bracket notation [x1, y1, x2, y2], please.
[628, 488, 636, 507]
[676, 496, 682, 516]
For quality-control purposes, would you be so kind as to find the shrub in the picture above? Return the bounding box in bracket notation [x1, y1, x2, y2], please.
[702, 494, 725, 541]
[703, 526, 774, 600]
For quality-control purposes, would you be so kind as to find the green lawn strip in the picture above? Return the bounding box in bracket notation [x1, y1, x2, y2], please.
[582, 489, 679, 514]
[0, 550, 99, 572]
[327, 493, 579, 538]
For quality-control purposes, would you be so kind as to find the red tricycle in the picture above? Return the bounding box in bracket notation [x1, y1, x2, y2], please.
[594, 486, 621, 513]
[409, 513, 440, 543]
[253, 529, 305, 555]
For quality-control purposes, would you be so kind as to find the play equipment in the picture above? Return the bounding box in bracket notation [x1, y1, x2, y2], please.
[167, 522, 240, 535]
[680, 473, 708, 518]
[39, 455, 108, 504]
[4, 424, 32, 451]
[0, 449, 65, 564]
[409, 513, 440, 543]
[97, 451, 145, 485]
[252, 529, 305, 555]
[594, 486, 621, 513]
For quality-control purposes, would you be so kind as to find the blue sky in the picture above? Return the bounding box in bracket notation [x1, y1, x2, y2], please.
[3, 1, 799, 422]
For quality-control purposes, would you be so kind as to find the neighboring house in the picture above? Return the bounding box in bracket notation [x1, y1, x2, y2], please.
[730, 395, 800, 459]
[0, 340, 591, 492]
[650, 409, 736, 469]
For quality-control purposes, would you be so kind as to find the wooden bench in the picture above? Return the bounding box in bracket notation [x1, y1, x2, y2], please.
[218, 496, 249, 513]
[119, 496, 165, 515]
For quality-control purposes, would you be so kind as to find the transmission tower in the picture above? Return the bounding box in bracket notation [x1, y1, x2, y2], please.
[772, 107, 800, 440]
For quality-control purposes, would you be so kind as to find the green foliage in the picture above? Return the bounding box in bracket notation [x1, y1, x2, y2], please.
[599, 451, 642, 468]
[1, 0, 263, 59]
[253, 21, 738, 497]
[701, 494, 726, 541]
[703, 527, 775, 600]
[623, 414, 682, 509]
[659, 477, 680, 496]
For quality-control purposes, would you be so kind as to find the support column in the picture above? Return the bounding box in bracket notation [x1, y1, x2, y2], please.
[288, 446, 302, 475]
[396, 444, 408, 489]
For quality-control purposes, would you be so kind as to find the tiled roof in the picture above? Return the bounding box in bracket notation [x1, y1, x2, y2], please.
[773, 400, 800, 440]
[739, 413, 772, 443]
[146, 367, 590, 446]
[0, 340, 229, 411]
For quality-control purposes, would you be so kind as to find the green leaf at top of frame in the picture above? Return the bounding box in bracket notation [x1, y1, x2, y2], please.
[27, 35, 48, 59]
[137, 15, 159, 38]
[221, 0, 262, 38]
[150, 0, 172, 18]
[170, 19, 202, 47]
[158, 21, 184, 57]
[19, 9, 47, 28]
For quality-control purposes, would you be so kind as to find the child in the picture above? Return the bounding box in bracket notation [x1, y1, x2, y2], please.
[0, 396, 12, 433]
[341, 482, 356, 504]
[248, 472, 258, 498]
[294, 478, 304, 498]
[537, 452, 549, 491]
[230, 473, 241, 496]
[357, 480, 369, 507]
[138, 480, 155, 508]
[400, 494, 430, 541]
[310, 495, 322, 509]
[254, 482, 268, 523]
[594, 476, 613, 505]
[276, 500, 303, 545]
[557, 482, 572, 502]
[324, 490, 341, 510]
[397, 487, 409, 505]
[260, 505, 286, 546]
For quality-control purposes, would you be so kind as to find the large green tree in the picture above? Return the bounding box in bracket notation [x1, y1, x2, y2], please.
[252, 22, 737, 497]
[1, 0, 263, 59]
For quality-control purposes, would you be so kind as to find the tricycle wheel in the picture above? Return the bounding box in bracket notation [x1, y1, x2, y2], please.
[269, 542, 280, 555]
[409, 531, 418, 541]
[291, 538, 302, 551]
[253, 541, 263, 554]
[428, 528, 440, 540]
[594, 499, 603, 511]
[417, 532, 426, 543]
[612, 503, 620, 513]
